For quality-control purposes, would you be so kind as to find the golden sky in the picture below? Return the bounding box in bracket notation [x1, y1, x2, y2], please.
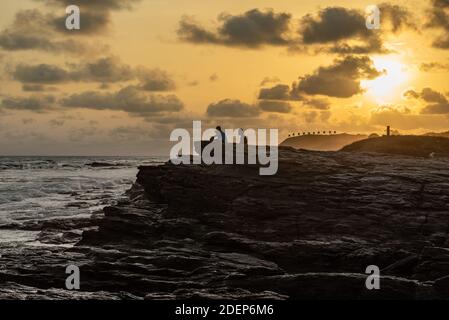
[1, 0, 449, 155]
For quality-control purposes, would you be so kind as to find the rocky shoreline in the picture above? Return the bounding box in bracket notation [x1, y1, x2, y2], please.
[1, 147, 449, 299]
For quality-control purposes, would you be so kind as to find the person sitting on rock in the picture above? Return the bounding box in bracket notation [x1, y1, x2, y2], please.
[215, 126, 227, 143]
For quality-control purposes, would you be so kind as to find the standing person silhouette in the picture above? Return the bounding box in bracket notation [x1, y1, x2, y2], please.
[215, 126, 227, 143]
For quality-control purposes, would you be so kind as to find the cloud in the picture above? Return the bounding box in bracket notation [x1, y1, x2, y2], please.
[329, 37, 386, 54]
[61, 85, 184, 116]
[36, 0, 142, 10]
[13, 64, 70, 84]
[370, 108, 449, 130]
[1, 95, 55, 112]
[300, 7, 370, 44]
[404, 87, 449, 114]
[136, 68, 176, 91]
[258, 57, 381, 102]
[50, 11, 111, 35]
[74, 56, 135, 83]
[292, 55, 382, 98]
[260, 76, 280, 86]
[426, 0, 449, 48]
[304, 111, 318, 123]
[258, 84, 301, 100]
[176, 5, 415, 53]
[420, 62, 449, 72]
[378, 3, 417, 32]
[258, 100, 292, 113]
[209, 73, 219, 82]
[0, 9, 92, 54]
[35, 0, 143, 35]
[299, 4, 415, 53]
[305, 98, 330, 110]
[177, 9, 293, 48]
[11, 57, 176, 90]
[22, 84, 57, 92]
[207, 99, 261, 117]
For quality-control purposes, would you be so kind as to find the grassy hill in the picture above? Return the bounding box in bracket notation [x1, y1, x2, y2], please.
[341, 135, 449, 157]
[281, 133, 368, 151]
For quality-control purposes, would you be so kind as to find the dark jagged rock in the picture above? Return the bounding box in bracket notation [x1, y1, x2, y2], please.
[1, 147, 449, 299]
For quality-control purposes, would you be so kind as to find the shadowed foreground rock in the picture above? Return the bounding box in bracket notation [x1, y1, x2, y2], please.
[1, 147, 449, 299]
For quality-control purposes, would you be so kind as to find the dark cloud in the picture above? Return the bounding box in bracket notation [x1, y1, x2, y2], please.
[258, 84, 301, 101]
[299, 4, 414, 54]
[405, 87, 449, 114]
[292, 55, 382, 98]
[421, 88, 448, 103]
[176, 5, 415, 53]
[22, 84, 57, 92]
[422, 103, 449, 114]
[1, 95, 55, 112]
[36, 0, 142, 10]
[74, 56, 135, 83]
[50, 12, 111, 35]
[178, 9, 292, 48]
[300, 7, 370, 44]
[426, 0, 449, 48]
[13, 64, 70, 84]
[305, 98, 330, 110]
[61, 85, 184, 116]
[36, 0, 143, 35]
[260, 76, 280, 86]
[207, 99, 261, 117]
[420, 62, 449, 72]
[258, 56, 380, 101]
[329, 37, 387, 54]
[11, 57, 176, 89]
[258, 100, 292, 113]
[136, 68, 176, 91]
[379, 3, 417, 32]
[403, 89, 420, 99]
[209, 73, 219, 82]
[0, 9, 94, 53]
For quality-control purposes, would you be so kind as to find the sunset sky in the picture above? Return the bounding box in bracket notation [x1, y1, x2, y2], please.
[1, 0, 449, 155]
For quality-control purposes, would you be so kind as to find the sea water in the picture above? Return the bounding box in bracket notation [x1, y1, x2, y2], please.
[0, 156, 166, 244]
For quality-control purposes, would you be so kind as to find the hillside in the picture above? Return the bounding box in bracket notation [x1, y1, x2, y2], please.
[424, 131, 449, 139]
[281, 133, 368, 151]
[341, 135, 449, 157]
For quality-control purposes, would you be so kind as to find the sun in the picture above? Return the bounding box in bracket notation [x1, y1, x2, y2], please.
[361, 56, 411, 104]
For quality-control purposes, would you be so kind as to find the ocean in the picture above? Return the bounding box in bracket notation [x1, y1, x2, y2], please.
[0, 156, 167, 245]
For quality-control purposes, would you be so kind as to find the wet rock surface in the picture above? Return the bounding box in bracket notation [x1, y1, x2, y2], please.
[1, 147, 449, 299]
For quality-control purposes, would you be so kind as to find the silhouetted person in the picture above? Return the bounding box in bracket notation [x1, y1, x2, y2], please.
[215, 126, 227, 143]
[239, 128, 248, 144]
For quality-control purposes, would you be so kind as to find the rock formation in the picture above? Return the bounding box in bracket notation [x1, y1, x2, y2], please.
[1, 147, 449, 299]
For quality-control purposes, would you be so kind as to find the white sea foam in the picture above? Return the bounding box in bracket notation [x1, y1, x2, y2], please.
[0, 156, 166, 241]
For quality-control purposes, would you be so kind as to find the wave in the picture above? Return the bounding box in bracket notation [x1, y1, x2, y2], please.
[0, 156, 167, 171]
